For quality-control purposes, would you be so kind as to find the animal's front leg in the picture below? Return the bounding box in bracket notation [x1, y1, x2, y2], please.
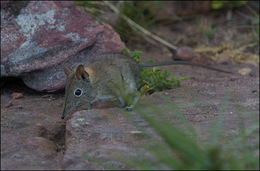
[125, 91, 140, 111]
[117, 97, 126, 108]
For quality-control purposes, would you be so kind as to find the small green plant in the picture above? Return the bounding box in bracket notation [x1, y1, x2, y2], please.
[122, 48, 143, 63]
[198, 19, 218, 41]
[139, 67, 188, 93]
[122, 48, 189, 94]
[206, 26, 218, 40]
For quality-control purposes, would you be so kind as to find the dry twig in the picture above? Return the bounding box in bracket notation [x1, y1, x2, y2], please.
[104, 1, 178, 51]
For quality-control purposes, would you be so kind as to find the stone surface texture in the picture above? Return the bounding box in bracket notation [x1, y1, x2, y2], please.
[1, 1, 124, 92]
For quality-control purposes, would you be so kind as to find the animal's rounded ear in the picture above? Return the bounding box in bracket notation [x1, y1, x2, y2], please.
[76, 64, 89, 80]
[64, 66, 73, 76]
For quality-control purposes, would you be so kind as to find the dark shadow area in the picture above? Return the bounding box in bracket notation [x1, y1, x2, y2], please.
[0, 77, 65, 96]
[38, 121, 66, 154]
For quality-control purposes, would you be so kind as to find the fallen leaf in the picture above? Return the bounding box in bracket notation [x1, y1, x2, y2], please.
[12, 92, 24, 99]
[85, 159, 89, 164]
[238, 68, 252, 75]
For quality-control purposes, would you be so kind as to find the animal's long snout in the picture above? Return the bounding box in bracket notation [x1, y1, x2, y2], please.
[61, 98, 70, 119]
[61, 104, 76, 119]
[61, 102, 70, 119]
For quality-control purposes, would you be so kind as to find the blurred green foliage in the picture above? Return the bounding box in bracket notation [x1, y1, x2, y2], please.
[115, 1, 164, 42]
[80, 94, 259, 170]
[74, 1, 104, 19]
[211, 0, 247, 9]
[75, 1, 165, 42]
[118, 96, 259, 170]
[122, 48, 189, 94]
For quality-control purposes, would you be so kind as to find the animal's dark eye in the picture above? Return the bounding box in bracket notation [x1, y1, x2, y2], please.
[74, 89, 82, 97]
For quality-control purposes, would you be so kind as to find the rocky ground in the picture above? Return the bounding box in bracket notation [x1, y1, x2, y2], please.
[1, 60, 258, 169]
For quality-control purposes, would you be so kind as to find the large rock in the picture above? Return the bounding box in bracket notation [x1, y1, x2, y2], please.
[62, 108, 162, 170]
[1, 1, 124, 92]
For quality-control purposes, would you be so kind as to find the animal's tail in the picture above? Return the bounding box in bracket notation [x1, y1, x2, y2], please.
[139, 61, 233, 74]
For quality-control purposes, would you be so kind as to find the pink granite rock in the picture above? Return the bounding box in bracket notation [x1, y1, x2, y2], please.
[63, 109, 153, 170]
[1, 1, 124, 92]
